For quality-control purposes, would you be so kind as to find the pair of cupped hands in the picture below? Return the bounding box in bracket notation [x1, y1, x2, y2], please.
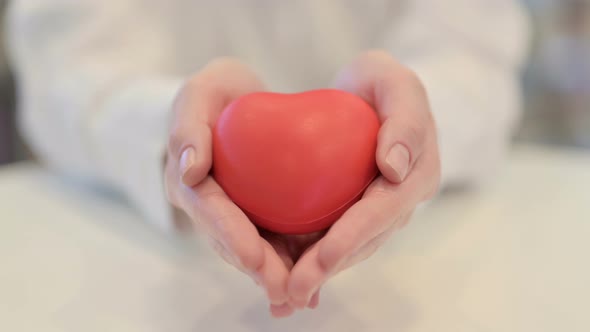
[165, 50, 441, 318]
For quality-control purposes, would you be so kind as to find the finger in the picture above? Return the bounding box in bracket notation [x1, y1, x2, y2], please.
[183, 177, 265, 277]
[168, 58, 264, 187]
[288, 153, 436, 307]
[287, 243, 324, 308]
[315, 176, 400, 270]
[288, 213, 405, 306]
[262, 232, 295, 271]
[333, 50, 432, 183]
[258, 241, 291, 305]
[335, 219, 403, 272]
[307, 289, 320, 309]
[270, 303, 295, 318]
[187, 179, 290, 305]
[317, 174, 429, 275]
[207, 236, 241, 270]
[282, 231, 326, 262]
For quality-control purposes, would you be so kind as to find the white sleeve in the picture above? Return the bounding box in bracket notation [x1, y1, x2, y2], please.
[6, 1, 184, 231]
[383, 0, 531, 188]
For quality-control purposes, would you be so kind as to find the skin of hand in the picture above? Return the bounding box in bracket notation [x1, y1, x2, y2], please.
[165, 58, 302, 317]
[285, 50, 442, 310]
[165, 50, 441, 318]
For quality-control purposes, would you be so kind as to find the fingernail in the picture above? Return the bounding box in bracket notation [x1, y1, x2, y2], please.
[270, 303, 295, 318]
[307, 291, 320, 309]
[179, 147, 196, 181]
[307, 299, 319, 309]
[386, 144, 410, 181]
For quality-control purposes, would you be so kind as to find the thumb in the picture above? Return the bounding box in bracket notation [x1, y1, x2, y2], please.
[168, 82, 214, 187]
[376, 114, 428, 184]
[332, 50, 431, 184]
[171, 122, 213, 187]
[168, 58, 264, 187]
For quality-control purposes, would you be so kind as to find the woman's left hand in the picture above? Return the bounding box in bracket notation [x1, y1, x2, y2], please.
[285, 50, 442, 309]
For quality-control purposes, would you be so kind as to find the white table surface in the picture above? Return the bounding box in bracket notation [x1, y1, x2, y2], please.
[1, 144, 589, 332]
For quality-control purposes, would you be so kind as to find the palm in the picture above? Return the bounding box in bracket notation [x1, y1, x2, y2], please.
[259, 228, 326, 270]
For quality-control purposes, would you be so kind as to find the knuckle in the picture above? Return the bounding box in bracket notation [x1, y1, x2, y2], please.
[208, 236, 225, 255]
[167, 122, 209, 162]
[171, 78, 201, 118]
[356, 50, 397, 79]
[354, 243, 380, 263]
[208, 237, 236, 266]
[180, 77, 221, 104]
[184, 75, 217, 97]
[207, 211, 263, 272]
[377, 117, 395, 141]
[403, 120, 428, 152]
[400, 66, 427, 95]
[234, 247, 263, 272]
[187, 57, 249, 90]
[207, 57, 247, 72]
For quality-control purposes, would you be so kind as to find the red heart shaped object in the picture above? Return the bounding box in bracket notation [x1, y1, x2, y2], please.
[212, 89, 380, 234]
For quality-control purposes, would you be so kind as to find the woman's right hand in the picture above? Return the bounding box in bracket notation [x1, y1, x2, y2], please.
[164, 58, 296, 317]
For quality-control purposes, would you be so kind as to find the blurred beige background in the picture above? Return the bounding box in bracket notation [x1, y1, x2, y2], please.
[0, 0, 589, 164]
